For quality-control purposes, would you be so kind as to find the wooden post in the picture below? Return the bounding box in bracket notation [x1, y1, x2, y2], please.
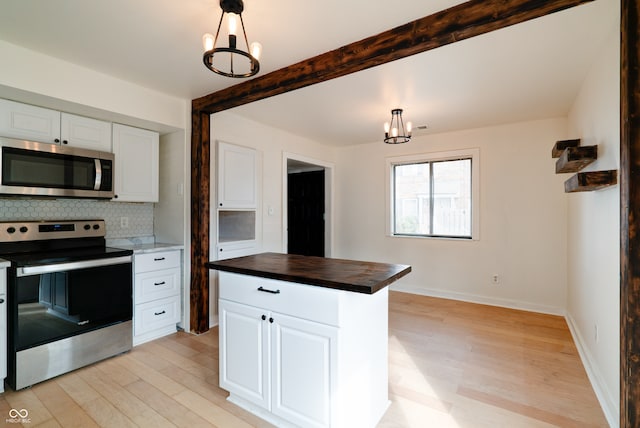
[190, 109, 210, 333]
[620, 0, 640, 425]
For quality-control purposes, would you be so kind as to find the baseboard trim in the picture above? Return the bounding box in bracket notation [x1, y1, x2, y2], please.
[565, 313, 618, 428]
[390, 283, 565, 316]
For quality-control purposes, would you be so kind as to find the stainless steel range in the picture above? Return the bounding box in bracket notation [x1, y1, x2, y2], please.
[0, 219, 133, 390]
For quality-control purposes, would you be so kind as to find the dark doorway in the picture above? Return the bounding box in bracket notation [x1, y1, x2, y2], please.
[287, 170, 325, 256]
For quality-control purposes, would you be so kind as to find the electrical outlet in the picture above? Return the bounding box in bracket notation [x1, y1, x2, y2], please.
[120, 217, 129, 229]
[492, 274, 500, 285]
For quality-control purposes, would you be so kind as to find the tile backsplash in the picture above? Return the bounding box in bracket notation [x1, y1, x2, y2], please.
[0, 198, 153, 239]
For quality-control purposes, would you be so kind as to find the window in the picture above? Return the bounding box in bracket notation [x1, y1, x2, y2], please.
[387, 149, 479, 239]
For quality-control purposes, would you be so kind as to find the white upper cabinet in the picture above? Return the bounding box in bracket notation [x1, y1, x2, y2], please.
[0, 99, 61, 144]
[0, 99, 111, 151]
[112, 123, 159, 202]
[218, 141, 257, 209]
[60, 113, 112, 151]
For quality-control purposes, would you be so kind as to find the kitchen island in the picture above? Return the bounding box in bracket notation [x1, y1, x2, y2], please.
[206, 252, 410, 428]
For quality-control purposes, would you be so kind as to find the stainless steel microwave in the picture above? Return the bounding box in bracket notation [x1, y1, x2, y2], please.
[0, 137, 114, 199]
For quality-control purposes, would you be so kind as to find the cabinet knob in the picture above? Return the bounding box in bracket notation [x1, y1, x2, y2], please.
[261, 315, 266, 321]
[0, 298, 4, 304]
[269, 317, 274, 324]
[62, 140, 68, 144]
[54, 138, 60, 143]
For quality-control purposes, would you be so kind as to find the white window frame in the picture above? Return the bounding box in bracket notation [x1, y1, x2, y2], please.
[385, 148, 480, 240]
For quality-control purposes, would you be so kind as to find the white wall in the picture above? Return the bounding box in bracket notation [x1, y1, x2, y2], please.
[208, 111, 338, 324]
[155, 130, 187, 244]
[334, 118, 569, 314]
[0, 40, 187, 131]
[566, 26, 620, 426]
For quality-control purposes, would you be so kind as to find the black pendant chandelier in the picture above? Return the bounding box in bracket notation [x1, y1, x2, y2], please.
[202, 0, 262, 78]
[384, 108, 412, 144]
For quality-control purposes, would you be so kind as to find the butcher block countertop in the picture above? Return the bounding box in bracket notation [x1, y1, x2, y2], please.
[206, 252, 411, 294]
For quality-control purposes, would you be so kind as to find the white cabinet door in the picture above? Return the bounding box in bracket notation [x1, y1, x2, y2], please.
[271, 312, 336, 428]
[134, 295, 180, 336]
[112, 124, 159, 202]
[0, 99, 60, 144]
[216, 240, 259, 260]
[218, 141, 257, 208]
[60, 113, 111, 151]
[219, 299, 270, 410]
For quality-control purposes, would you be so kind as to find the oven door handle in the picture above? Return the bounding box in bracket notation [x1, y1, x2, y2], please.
[17, 255, 132, 277]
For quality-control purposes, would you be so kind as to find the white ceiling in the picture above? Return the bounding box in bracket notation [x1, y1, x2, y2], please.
[0, 0, 619, 146]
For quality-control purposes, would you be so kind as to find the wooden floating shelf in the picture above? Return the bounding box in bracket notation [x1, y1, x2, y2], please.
[552, 139, 581, 158]
[564, 170, 618, 193]
[555, 145, 598, 173]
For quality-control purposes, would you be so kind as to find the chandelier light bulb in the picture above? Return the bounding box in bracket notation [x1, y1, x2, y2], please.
[384, 122, 390, 133]
[392, 127, 398, 137]
[227, 14, 238, 36]
[406, 122, 412, 134]
[250, 42, 262, 61]
[202, 33, 215, 52]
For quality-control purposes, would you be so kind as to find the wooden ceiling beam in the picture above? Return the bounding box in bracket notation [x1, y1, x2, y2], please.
[192, 0, 594, 114]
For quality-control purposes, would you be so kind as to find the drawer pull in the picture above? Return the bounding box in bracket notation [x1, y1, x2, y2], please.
[154, 257, 166, 261]
[154, 310, 166, 316]
[154, 281, 166, 286]
[261, 315, 266, 321]
[258, 286, 280, 294]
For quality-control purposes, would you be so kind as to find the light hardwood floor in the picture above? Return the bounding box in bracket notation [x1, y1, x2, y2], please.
[0, 291, 608, 427]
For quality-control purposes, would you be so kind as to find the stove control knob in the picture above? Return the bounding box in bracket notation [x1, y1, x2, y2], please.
[93, 224, 100, 230]
[84, 224, 91, 230]
[6, 227, 15, 234]
[19, 226, 28, 233]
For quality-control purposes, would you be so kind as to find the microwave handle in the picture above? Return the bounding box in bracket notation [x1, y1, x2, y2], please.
[94, 159, 102, 191]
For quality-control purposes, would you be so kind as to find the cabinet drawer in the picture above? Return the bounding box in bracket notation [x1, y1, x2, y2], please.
[135, 250, 180, 273]
[134, 296, 180, 335]
[218, 271, 341, 326]
[135, 268, 180, 304]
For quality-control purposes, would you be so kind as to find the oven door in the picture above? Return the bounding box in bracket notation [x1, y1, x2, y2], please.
[9, 256, 132, 352]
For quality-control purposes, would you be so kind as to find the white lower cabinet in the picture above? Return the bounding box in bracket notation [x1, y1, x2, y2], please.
[219, 300, 270, 409]
[220, 300, 336, 428]
[218, 271, 389, 428]
[133, 250, 181, 346]
[271, 311, 336, 427]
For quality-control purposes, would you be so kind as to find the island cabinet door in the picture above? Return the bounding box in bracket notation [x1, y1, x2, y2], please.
[271, 312, 337, 428]
[219, 299, 270, 410]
